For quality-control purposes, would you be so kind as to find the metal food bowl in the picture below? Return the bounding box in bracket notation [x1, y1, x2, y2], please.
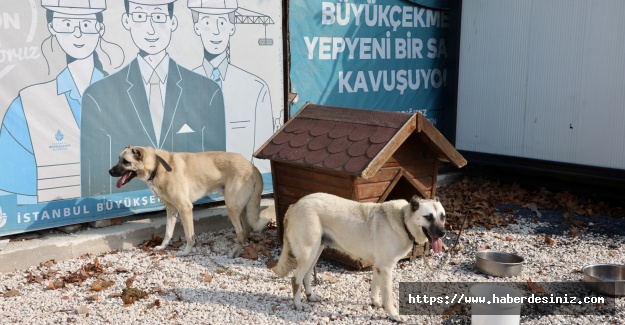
[582, 264, 625, 296]
[476, 250, 524, 277]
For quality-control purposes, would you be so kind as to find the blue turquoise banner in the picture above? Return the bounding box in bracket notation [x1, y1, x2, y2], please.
[0, 0, 283, 236]
[289, 0, 451, 127]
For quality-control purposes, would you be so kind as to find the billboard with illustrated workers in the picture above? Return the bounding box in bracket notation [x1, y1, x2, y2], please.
[0, 0, 283, 236]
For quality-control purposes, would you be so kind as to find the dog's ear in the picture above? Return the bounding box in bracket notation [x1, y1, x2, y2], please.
[410, 196, 420, 212]
[131, 147, 143, 161]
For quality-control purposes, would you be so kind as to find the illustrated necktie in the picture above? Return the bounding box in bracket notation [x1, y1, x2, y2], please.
[149, 71, 164, 146]
[212, 67, 222, 88]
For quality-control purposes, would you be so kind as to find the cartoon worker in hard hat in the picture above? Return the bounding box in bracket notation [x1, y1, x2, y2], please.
[188, 0, 274, 173]
[0, 0, 121, 203]
[80, 0, 226, 196]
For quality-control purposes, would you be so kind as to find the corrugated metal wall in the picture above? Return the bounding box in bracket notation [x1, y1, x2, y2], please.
[456, 0, 625, 170]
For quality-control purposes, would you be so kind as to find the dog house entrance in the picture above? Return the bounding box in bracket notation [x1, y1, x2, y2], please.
[378, 169, 429, 202]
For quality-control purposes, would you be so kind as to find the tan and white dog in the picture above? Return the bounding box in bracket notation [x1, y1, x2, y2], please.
[109, 146, 269, 257]
[272, 192, 446, 322]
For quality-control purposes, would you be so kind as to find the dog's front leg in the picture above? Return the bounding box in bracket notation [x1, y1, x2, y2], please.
[379, 266, 405, 323]
[291, 276, 303, 310]
[370, 267, 382, 308]
[154, 206, 177, 251]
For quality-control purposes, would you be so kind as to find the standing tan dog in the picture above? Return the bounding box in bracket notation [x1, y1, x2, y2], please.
[272, 192, 446, 322]
[109, 146, 269, 257]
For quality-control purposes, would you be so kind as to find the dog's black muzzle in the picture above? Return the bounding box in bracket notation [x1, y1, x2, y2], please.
[424, 224, 446, 239]
[109, 164, 125, 177]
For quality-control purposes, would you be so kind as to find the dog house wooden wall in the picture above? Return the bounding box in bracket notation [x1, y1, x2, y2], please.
[254, 103, 467, 268]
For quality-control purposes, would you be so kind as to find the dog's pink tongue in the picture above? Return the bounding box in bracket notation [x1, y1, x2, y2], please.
[431, 238, 443, 254]
[116, 174, 128, 188]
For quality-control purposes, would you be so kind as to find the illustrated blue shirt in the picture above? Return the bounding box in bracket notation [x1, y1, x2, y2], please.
[0, 67, 104, 204]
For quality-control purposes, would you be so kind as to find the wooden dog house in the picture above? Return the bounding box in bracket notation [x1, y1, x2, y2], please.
[254, 103, 467, 268]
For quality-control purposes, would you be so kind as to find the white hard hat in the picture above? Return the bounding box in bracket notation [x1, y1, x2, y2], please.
[126, 0, 177, 5]
[188, 0, 238, 14]
[42, 0, 107, 14]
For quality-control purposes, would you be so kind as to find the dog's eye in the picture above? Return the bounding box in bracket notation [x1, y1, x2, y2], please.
[441, 214, 446, 221]
[122, 159, 129, 164]
[425, 214, 434, 221]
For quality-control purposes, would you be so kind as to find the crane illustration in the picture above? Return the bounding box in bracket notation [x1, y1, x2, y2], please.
[235, 7, 275, 46]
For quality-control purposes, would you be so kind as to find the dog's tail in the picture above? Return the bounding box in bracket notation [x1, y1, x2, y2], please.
[272, 214, 297, 277]
[246, 166, 269, 232]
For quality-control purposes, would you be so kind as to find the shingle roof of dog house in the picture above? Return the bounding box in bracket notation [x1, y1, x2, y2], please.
[254, 103, 467, 179]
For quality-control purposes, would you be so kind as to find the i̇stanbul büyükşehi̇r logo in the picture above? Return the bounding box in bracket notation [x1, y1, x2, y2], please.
[50, 130, 70, 151]
[55, 129, 64, 141]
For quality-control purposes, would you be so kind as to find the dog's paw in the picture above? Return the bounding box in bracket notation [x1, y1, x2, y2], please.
[388, 314, 405, 323]
[306, 293, 321, 302]
[371, 299, 382, 308]
[176, 246, 193, 257]
[153, 245, 166, 251]
[292, 301, 303, 311]
[228, 247, 242, 258]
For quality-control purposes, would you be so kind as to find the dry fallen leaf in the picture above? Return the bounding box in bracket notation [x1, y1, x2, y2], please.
[121, 288, 148, 305]
[47, 280, 65, 290]
[544, 237, 557, 246]
[261, 246, 272, 259]
[5, 289, 20, 297]
[215, 268, 226, 274]
[202, 273, 213, 283]
[569, 226, 579, 238]
[76, 306, 89, 315]
[240, 245, 259, 260]
[527, 278, 545, 293]
[91, 279, 115, 292]
[266, 260, 278, 269]
[320, 273, 337, 284]
[41, 260, 56, 268]
[125, 274, 137, 288]
[441, 303, 463, 319]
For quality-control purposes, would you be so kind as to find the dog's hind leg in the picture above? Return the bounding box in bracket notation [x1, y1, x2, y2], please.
[177, 201, 196, 256]
[291, 240, 322, 310]
[244, 168, 267, 231]
[226, 203, 247, 258]
[303, 245, 324, 303]
[154, 205, 177, 251]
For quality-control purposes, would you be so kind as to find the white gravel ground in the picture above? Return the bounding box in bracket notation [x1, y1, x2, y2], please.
[0, 215, 623, 325]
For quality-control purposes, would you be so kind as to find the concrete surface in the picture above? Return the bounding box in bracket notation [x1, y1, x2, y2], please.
[0, 199, 275, 273]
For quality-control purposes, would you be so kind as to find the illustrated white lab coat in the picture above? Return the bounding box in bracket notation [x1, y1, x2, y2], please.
[195, 61, 274, 173]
